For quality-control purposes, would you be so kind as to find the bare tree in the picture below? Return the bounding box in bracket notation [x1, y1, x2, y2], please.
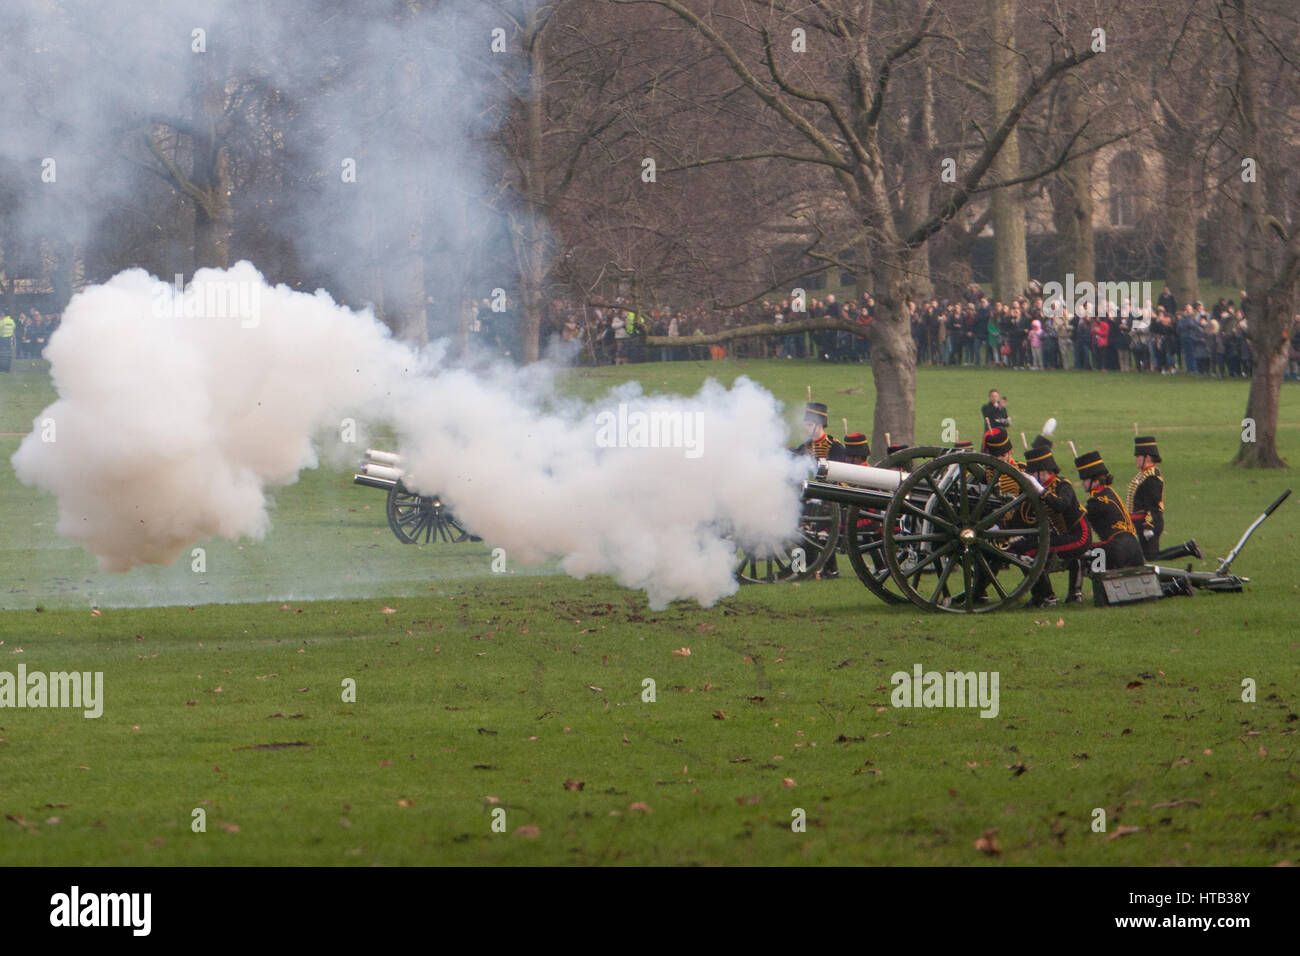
[1224, 0, 1299, 468]
[605, 0, 1109, 451]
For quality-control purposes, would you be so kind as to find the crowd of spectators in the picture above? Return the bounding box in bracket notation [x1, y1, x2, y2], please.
[533, 282, 1300, 382]
[1, 309, 61, 363]
[911, 282, 1261, 377]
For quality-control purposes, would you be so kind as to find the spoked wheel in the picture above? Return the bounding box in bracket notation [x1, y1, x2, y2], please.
[881, 452, 1049, 613]
[386, 482, 472, 544]
[844, 445, 954, 604]
[735, 498, 842, 584]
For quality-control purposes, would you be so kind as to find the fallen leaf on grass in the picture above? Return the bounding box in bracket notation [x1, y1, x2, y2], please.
[782, 777, 796, 788]
[379, 759, 393, 767]
[974, 828, 1000, 855]
[381, 607, 398, 615]
[1151, 799, 1201, 809]
[629, 802, 651, 812]
[562, 780, 585, 791]
[671, 648, 691, 657]
[1126, 681, 1143, 689]
[90, 609, 101, 617]
[735, 795, 761, 806]
[219, 823, 240, 833]
[1107, 825, 1146, 841]
[514, 825, 541, 837]
[396, 799, 413, 808]
[712, 710, 727, 720]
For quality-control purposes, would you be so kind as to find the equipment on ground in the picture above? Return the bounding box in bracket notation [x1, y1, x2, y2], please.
[352, 449, 476, 545]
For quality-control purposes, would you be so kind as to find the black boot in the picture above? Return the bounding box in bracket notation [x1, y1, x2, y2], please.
[1155, 539, 1202, 562]
[1065, 560, 1084, 604]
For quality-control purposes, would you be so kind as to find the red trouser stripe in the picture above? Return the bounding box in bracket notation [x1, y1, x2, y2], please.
[1024, 517, 1090, 558]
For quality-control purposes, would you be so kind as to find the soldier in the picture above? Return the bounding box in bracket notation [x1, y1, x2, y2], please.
[794, 401, 844, 578]
[794, 402, 846, 462]
[843, 432, 870, 464]
[1074, 451, 1144, 569]
[1128, 435, 1202, 562]
[1020, 441, 1091, 605]
[960, 428, 1029, 607]
[981, 427, 1022, 493]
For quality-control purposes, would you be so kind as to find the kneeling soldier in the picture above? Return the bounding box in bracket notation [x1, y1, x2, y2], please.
[1022, 441, 1091, 605]
[1128, 435, 1201, 562]
[1075, 450, 1144, 569]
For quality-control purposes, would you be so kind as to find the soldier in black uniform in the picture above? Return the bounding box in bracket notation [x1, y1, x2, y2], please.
[794, 401, 844, 578]
[843, 432, 870, 463]
[1020, 441, 1091, 605]
[1074, 450, 1144, 569]
[1128, 435, 1202, 562]
[961, 428, 1028, 606]
[793, 402, 846, 462]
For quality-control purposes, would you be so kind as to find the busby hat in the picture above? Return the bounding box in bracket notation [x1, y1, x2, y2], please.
[887, 444, 907, 456]
[983, 427, 1012, 456]
[952, 440, 974, 451]
[1134, 435, 1161, 462]
[843, 432, 870, 457]
[804, 401, 829, 424]
[1075, 450, 1109, 481]
[1024, 442, 1059, 475]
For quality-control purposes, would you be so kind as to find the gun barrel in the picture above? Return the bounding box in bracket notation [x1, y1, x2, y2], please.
[353, 474, 397, 491]
[363, 463, 404, 482]
[815, 459, 905, 491]
[365, 449, 402, 465]
[803, 479, 909, 510]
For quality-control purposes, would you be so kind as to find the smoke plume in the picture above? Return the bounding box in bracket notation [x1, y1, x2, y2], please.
[12, 263, 806, 608]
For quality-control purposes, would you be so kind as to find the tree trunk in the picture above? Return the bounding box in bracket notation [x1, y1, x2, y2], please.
[902, 65, 936, 301]
[379, 54, 428, 346]
[1210, 193, 1245, 287]
[1163, 150, 1200, 311]
[191, 69, 232, 270]
[868, 259, 917, 455]
[988, 0, 1028, 301]
[515, 2, 550, 363]
[1050, 81, 1095, 285]
[1231, 0, 1289, 468]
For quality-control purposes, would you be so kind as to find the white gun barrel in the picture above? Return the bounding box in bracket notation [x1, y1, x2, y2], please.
[365, 449, 402, 466]
[816, 459, 905, 491]
[363, 463, 404, 482]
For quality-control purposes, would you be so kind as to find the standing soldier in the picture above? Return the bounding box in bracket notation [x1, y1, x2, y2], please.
[1128, 435, 1202, 562]
[1074, 451, 1144, 569]
[794, 401, 845, 579]
[793, 402, 846, 462]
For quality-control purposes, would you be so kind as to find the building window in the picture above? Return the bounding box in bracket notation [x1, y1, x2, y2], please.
[1109, 151, 1141, 227]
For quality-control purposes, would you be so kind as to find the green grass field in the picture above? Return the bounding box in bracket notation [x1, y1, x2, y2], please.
[1, 355, 1297, 865]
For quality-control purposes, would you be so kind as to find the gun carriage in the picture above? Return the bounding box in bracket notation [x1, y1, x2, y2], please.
[352, 449, 476, 545]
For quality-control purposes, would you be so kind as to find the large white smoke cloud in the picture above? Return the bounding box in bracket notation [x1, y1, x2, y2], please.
[12, 263, 806, 608]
